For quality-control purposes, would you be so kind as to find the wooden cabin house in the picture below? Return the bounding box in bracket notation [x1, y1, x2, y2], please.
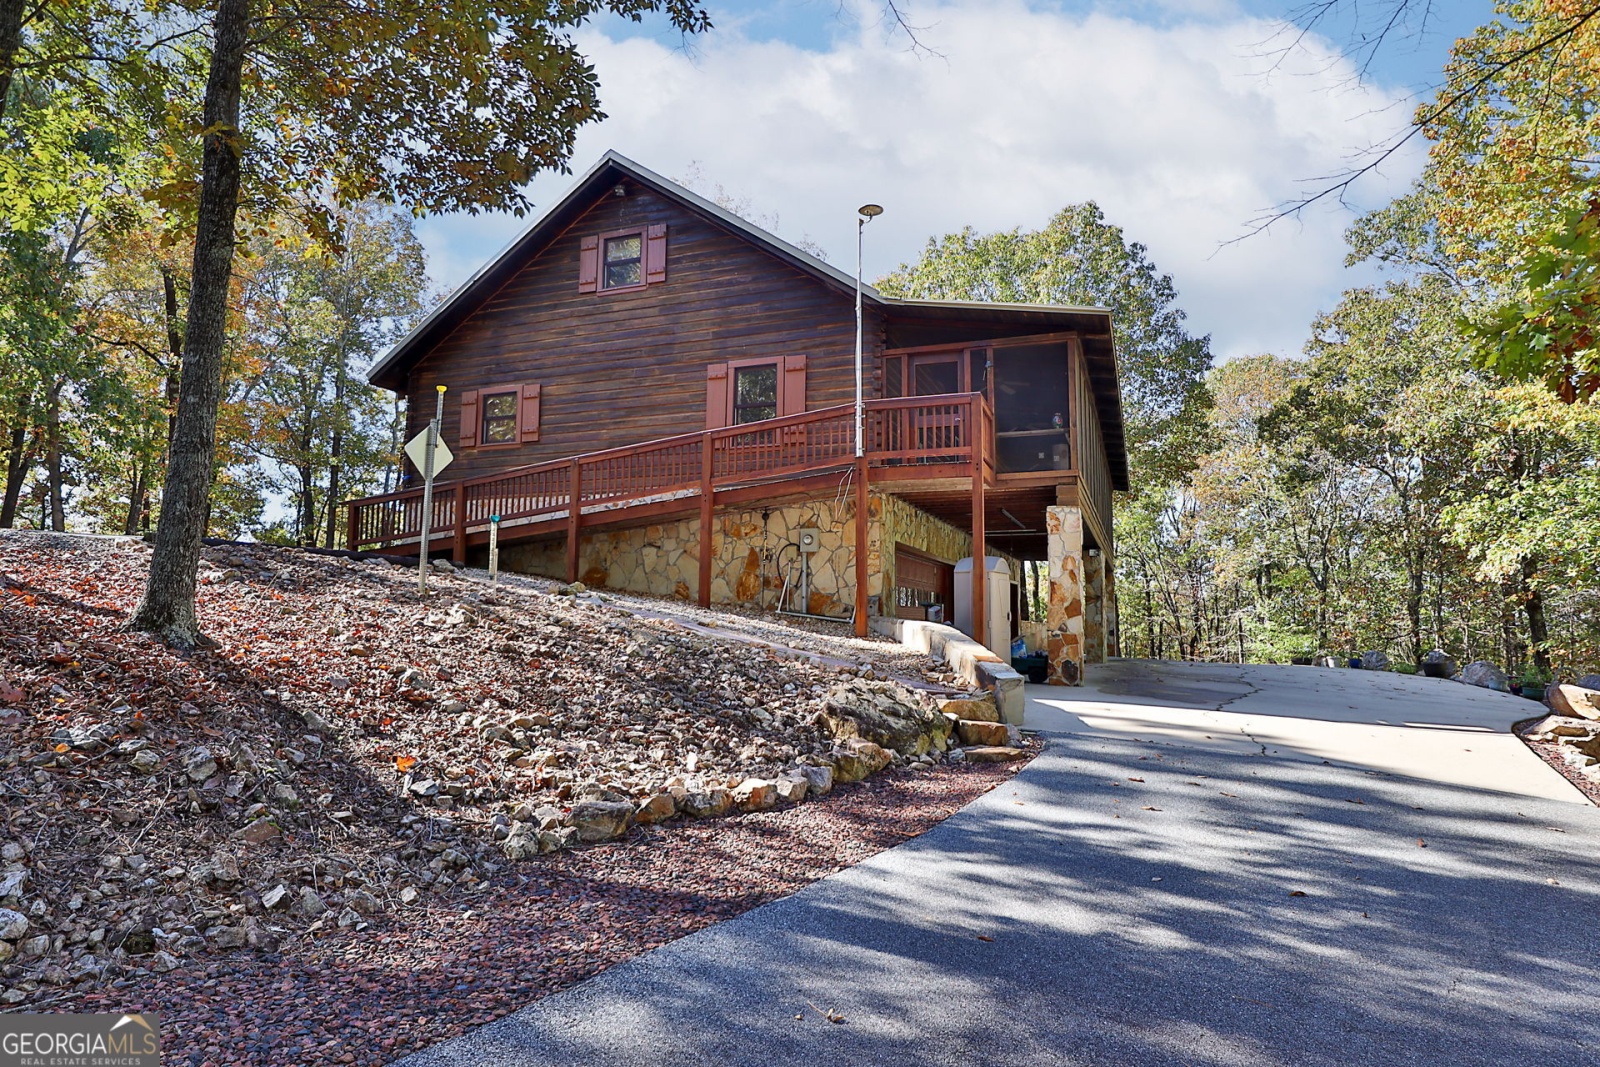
[348, 151, 1129, 685]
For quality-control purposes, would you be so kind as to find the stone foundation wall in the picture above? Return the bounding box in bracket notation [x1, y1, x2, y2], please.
[876, 493, 973, 606]
[499, 491, 979, 619]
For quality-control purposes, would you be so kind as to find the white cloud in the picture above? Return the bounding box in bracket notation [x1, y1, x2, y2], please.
[415, 0, 1424, 362]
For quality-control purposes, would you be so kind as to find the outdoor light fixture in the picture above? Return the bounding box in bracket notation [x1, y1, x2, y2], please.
[855, 204, 883, 458]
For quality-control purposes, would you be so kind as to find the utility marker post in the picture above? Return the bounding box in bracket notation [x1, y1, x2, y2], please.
[418, 385, 447, 594]
[488, 515, 501, 583]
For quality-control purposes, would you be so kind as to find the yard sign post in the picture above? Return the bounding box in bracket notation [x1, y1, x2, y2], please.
[418, 385, 447, 593]
[489, 514, 500, 582]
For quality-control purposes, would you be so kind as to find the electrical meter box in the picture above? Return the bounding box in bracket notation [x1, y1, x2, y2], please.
[794, 528, 823, 554]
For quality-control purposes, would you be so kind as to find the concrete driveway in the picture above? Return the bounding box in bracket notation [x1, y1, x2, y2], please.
[397, 661, 1600, 1067]
[1025, 660, 1585, 803]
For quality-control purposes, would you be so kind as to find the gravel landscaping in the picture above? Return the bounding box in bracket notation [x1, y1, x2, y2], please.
[78, 759, 1027, 1066]
[0, 530, 1032, 1049]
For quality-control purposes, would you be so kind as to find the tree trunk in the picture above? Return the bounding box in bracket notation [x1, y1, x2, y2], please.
[44, 383, 64, 531]
[1520, 557, 1552, 677]
[0, 0, 26, 123]
[130, 0, 251, 648]
[0, 419, 33, 528]
[123, 460, 146, 536]
[161, 267, 183, 451]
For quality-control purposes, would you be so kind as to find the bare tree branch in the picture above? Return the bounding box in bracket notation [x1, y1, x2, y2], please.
[1229, 3, 1600, 246]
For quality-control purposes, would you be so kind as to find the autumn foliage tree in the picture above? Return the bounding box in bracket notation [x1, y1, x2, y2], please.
[97, 0, 713, 647]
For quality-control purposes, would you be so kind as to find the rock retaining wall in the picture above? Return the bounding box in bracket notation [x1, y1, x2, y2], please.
[500, 491, 985, 620]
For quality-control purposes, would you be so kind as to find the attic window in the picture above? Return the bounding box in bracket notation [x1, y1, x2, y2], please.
[579, 225, 667, 293]
[603, 233, 643, 289]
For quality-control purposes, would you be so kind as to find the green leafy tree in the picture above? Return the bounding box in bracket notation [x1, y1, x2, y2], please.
[237, 206, 426, 545]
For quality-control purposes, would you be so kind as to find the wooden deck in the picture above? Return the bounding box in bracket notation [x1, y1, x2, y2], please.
[347, 394, 995, 555]
[344, 393, 1013, 636]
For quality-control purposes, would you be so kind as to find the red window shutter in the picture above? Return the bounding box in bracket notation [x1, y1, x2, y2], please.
[780, 354, 808, 416]
[518, 382, 541, 444]
[578, 235, 600, 293]
[459, 390, 480, 448]
[645, 223, 668, 285]
[705, 363, 730, 429]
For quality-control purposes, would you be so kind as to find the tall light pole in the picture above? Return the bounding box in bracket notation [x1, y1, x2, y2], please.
[855, 203, 883, 458]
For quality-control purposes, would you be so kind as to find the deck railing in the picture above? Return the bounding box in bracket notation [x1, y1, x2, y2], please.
[345, 392, 994, 553]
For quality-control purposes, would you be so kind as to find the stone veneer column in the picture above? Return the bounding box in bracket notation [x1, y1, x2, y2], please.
[1046, 505, 1086, 686]
[1083, 548, 1105, 665]
[1104, 547, 1120, 657]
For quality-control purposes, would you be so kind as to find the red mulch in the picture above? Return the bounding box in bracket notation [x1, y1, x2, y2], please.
[76, 757, 1027, 1066]
[1519, 736, 1600, 805]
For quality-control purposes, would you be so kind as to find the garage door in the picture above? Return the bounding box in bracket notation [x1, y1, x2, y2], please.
[894, 545, 954, 622]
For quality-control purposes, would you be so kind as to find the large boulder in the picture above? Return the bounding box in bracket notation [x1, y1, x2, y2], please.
[938, 695, 1001, 724]
[634, 793, 676, 825]
[569, 800, 633, 843]
[821, 680, 949, 756]
[831, 740, 891, 783]
[1422, 649, 1458, 678]
[1524, 714, 1600, 741]
[1576, 674, 1600, 693]
[1459, 661, 1510, 692]
[731, 779, 777, 812]
[1549, 684, 1600, 722]
[798, 764, 834, 797]
[1360, 650, 1390, 672]
[956, 720, 1010, 747]
[678, 789, 732, 819]
[962, 746, 1025, 763]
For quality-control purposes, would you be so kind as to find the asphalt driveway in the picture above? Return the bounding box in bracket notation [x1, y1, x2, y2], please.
[396, 661, 1600, 1067]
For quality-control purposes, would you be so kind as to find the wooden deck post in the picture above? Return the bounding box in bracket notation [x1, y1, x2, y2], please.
[853, 455, 869, 638]
[453, 485, 467, 564]
[698, 434, 715, 607]
[566, 459, 581, 583]
[971, 441, 987, 652]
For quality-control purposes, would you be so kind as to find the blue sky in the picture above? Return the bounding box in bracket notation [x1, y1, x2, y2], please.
[415, 0, 1497, 363]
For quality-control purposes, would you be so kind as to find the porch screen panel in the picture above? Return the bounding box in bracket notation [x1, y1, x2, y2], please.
[993, 341, 1071, 473]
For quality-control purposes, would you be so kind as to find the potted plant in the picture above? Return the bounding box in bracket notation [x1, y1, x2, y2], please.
[1520, 666, 1549, 702]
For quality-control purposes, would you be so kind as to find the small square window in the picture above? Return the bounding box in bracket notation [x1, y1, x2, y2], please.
[603, 234, 642, 289]
[482, 391, 518, 444]
[733, 364, 779, 424]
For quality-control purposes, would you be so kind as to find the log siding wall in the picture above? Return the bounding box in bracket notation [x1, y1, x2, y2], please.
[402, 181, 884, 483]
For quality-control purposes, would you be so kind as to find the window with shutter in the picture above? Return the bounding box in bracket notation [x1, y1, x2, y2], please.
[481, 391, 519, 444]
[732, 364, 779, 424]
[581, 225, 667, 293]
[464, 383, 540, 448]
[603, 232, 643, 289]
